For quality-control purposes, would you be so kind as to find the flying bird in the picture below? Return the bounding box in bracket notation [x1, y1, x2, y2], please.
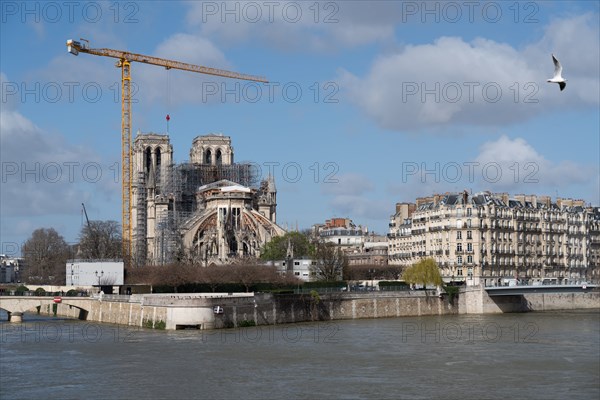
[547, 54, 566, 91]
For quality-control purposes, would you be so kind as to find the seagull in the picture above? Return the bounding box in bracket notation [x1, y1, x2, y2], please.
[547, 54, 566, 91]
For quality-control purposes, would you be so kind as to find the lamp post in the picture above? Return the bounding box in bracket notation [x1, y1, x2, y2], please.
[95, 270, 104, 286]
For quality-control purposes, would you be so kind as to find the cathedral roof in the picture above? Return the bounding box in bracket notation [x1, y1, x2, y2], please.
[197, 179, 250, 193]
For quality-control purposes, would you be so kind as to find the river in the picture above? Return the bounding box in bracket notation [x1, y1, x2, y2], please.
[0, 310, 598, 399]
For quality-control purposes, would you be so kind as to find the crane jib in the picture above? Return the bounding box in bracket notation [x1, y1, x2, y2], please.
[82, 47, 268, 83]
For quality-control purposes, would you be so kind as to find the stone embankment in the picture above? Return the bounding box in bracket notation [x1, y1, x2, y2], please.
[31, 287, 599, 330]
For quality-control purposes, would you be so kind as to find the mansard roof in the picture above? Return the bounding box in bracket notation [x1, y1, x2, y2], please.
[413, 191, 591, 214]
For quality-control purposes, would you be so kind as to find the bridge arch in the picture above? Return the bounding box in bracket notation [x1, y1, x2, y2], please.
[0, 297, 91, 322]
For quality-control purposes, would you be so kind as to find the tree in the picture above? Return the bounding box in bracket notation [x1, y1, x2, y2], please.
[199, 265, 226, 292]
[78, 220, 122, 259]
[229, 257, 282, 292]
[260, 231, 315, 261]
[402, 258, 443, 289]
[22, 228, 70, 285]
[311, 241, 347, 281]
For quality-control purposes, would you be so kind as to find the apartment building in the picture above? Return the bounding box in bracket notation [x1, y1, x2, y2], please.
[388, 191, 600, 286]
[313, 218, 388, 266]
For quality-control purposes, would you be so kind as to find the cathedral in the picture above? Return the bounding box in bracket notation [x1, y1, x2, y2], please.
[131, 132, 285, 266]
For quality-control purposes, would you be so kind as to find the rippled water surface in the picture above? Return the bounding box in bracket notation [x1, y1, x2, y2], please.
[1, 310, 598, 399]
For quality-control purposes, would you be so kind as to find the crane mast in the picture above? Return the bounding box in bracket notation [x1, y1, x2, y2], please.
[66, 39, 268, 267]
[82, 203, 91, 229]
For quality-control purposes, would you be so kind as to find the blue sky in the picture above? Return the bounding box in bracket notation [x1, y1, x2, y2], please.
[1, 1, 599, 255]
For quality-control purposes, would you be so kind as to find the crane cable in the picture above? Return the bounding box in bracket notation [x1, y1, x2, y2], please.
[166, 68, 171, 132]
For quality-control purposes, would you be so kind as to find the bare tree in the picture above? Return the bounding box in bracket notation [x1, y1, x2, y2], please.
[78, 220, 122, 259]
[199, 265, 226, 292]
[311, 241, 347, 281]
[22, 228, 70, 285]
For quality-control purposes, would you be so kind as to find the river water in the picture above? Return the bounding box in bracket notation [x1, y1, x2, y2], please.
[0, 310, 598, 400]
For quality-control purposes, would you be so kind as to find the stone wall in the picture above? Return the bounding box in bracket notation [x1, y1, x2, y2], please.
[522, 292, 600, 311]
[210, 291, 458, 329]
[32, 287, 599, 330]
[42, 300, 169, 330]
[459, 286, 600, 314]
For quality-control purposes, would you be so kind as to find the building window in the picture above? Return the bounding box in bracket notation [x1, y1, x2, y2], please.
[467, 255, 473, 264]
[458, 268, 463, 276]
[467, 208, 472, 216]
[294, 272, 300, 276]
[467, 230, 472, 239]
[457, 243, 462, 252]
[457, 231, 462, 239]
[294, 261, 300, 266]
[467, 243, 473, 252]
[457, 255, 463, 265]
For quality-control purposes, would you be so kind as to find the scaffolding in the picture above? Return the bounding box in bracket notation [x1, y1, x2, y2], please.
[133, 161, 260, 265]
[133, 170, 147, 266]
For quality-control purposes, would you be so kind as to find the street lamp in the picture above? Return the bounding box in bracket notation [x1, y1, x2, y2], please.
[95, 270, 104, 285]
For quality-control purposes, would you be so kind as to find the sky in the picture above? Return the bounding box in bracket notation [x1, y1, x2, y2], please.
[1, 1, 599, 255]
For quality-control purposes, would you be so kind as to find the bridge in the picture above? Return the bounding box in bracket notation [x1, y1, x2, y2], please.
[0, 293, 251, 328]
[484, 284, 598, 296]
[0, 296, 94, 322]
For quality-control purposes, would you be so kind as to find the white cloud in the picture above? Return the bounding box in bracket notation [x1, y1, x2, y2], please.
[329, 195, 391, 221]
[474, 135, 597, 192]
[0, 107, 117, 218]
[320, 173, 390, 222]
[185, 1, 400, 51]
[133, 33, 233, 105]
[386, 135, 598, 202]
[339, 14, 600, 131]
[33, 33, 250, 110]
[321, 173, 374, 196]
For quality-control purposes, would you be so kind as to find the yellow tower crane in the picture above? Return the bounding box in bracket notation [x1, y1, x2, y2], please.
[66, 38, 268, 267]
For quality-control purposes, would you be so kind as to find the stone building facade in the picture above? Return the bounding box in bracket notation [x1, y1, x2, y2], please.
[131, 132, 284, 266]
[313, 218, 388, 266]
[388, 191, 600, 286]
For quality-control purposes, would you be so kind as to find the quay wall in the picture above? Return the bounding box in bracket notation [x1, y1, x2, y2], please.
[209, 291, 458, 329]
[459, 286, 600, 314]
[30, 288, 600, 330]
